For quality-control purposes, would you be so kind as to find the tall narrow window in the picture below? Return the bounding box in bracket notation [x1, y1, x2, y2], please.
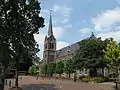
[49, 43, 51, 49]
[51, 43, 54, 49]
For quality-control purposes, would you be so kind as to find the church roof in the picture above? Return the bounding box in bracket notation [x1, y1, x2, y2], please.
[89, 32, 96, 39]
[56, 32, 97, 58]
[56, 42, 79, 58]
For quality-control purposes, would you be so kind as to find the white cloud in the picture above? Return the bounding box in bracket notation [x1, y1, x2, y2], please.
[116, 26, 120, 31]
[57, 41, 69, 50]
[34, 32, 45, 44]
[37, 43, 44, 59]
[97, 31, 120, 41]
[53, 27, 65, 39]
[42, 9, 49, 13]
[52, 4, 72, 24]
[92, 7, 120, 31]
[116, 0, 120, 4]
[61, 18, 69, 24]
[79, 28, 92, 35]
[53, 4, 71, 16]
[34, 32, 46, 59]
[53, 4, 61, 12]
[64, 24, 72, 28]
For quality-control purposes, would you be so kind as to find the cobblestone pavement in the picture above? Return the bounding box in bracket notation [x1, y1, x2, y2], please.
[4, 76, 115, 90]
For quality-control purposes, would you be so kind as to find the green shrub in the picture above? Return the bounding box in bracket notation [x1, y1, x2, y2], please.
[93, 77, 106, 83]
[81, 77, 107, 83]
[79, 76, 86, 80]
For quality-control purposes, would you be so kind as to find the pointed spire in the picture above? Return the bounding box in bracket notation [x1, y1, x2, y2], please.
[48, 10, 53, 36]
[89, 32, 96, 39]
[92, 32, 94, 35]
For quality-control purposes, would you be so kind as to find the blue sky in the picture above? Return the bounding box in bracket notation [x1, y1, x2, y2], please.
[34, 0, 120, 59]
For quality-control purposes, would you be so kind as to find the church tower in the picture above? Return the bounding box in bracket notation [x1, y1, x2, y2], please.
[43, 12, 56, 63]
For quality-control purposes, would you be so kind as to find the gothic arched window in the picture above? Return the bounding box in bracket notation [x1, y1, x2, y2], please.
[49, 43, 51, 49]
[51, 43, 54, 49]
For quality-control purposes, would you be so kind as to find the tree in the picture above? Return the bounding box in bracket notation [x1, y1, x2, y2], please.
[41, 63, 48, 76]
[55, 61, 64, 77]
[73, 39, 106, 77]
[47, 62, 56, 77]
[104, 39, 120, 89]
[64, 59, 74, 78]
[0, 0, 44, 89]
[28, 65, 39, 75]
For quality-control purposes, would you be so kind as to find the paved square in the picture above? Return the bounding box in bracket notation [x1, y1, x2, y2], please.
[4, 76, 115, 90]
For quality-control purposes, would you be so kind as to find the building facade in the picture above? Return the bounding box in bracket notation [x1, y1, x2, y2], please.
[41, 14, 108, 77]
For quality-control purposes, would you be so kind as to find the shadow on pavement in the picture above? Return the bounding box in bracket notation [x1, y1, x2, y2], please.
[21, 83, 59, 90]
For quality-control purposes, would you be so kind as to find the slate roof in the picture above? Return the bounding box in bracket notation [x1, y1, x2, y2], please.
[56, 33, 97, 58]
[56, 42, 79, 58]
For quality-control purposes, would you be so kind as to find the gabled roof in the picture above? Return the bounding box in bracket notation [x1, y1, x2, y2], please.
[89, 32, 96, 40]
[56, 42, 79, 58]
[56, 32, 97, 58]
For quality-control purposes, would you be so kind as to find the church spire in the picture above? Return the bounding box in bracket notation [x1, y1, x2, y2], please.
[48, 10, 53, 36]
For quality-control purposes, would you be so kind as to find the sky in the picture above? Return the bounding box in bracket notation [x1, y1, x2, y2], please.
[34, 0, 120, 59]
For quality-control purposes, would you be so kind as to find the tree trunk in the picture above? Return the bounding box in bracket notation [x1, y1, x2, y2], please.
[115, 81, 118, 90]
[0, 77, 5, 90]
[59, 74, 61, 78]
[15, 60, 19, 88]
[115, 69, 119, 90]
[74, 68, 77, 82]
[68, 73, 70, 78]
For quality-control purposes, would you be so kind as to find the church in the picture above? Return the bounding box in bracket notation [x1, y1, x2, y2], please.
[42, 13, 97, 63]
[39, 13, 108, 77]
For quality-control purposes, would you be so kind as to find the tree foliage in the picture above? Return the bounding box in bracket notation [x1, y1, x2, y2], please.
[28, 64, 39, 75]
[75, 39, 106, 68]
[104, 39, 120, 74]
[47, 62, 56, 76]
[0, 0, 44, 89]
[64, 59, 74, 78]
[55, 61, 64, 75]
[73, 38, 106, 77]
[41, 63, 48, 76]
[104, 39, 120, 89]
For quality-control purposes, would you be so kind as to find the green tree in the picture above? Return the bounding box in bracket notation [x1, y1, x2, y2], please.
[64, 59, 74, 78]
[0, 0, 44, 89]
[47, 62, 56, 77]
[41, 63, 48, 76]
[28, 65, 39, 75]
[73, 39, 106, 77]
[55, 61, 64, 77]
[104, 39, 120, 89]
